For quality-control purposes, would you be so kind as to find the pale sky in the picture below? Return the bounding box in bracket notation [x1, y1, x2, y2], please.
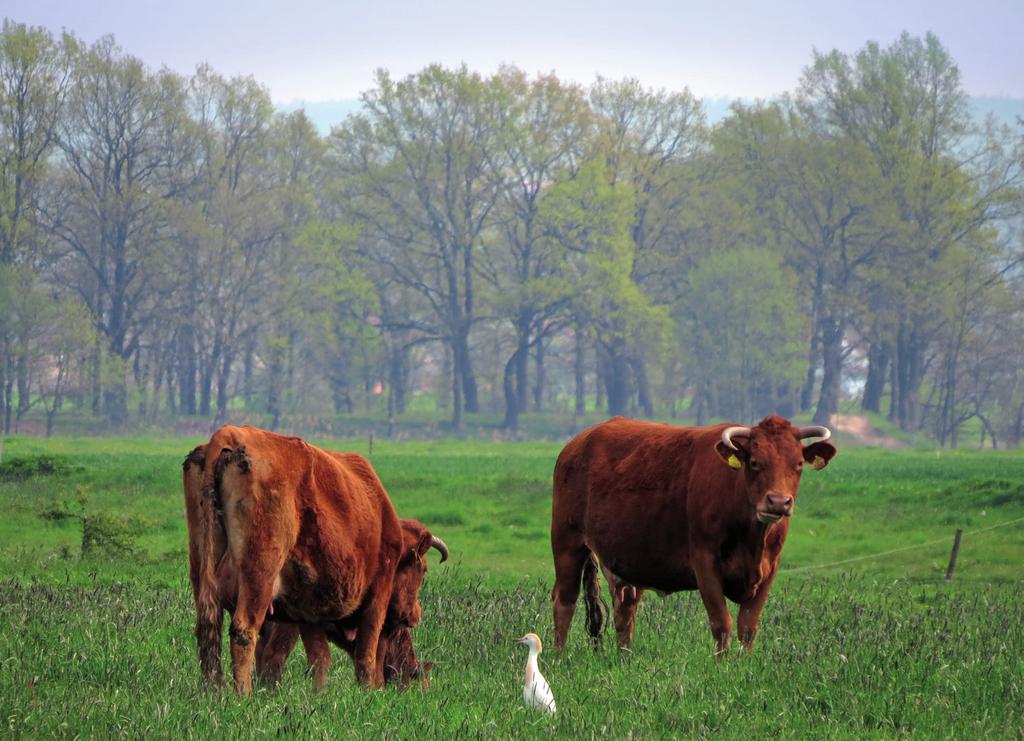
[11, 0, 1024, 103]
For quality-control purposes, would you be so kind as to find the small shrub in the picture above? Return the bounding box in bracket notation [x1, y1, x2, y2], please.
[0, 455, 73, 481]
[36, 485, 149, 560]
[81, 512, 147, 559]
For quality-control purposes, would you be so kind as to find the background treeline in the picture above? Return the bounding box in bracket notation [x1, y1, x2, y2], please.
[2, 19, 1023, 444]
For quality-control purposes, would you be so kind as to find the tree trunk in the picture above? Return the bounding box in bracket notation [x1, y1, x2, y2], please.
[388, 346, 409, 416]
[604, 341, 631, 417]
[454, 329, 478, 416]
[215, 350, 234, 426]
[574, 327, 586, 416]
[199, 333, 220, 419]
[451, 341, 463, 430]
[268, 341, 284, 429]
[16, 354, 30, 419]
[861, 340, 890, 414]
[813, 316, 843, 426]
[629, 355, 654, 418]
[178, 325, 197, 416]
[103, 382, 129, 428]
[0, 344, 8, 434]
[243, 339, 255, 410]
[893, 321, 927, 432]
[90, 334, 102, 416]
[532, 337, 545, 413]
[515, 316, 530, 414]
[502, 351, 520, 432]
[2, 351, 13, 434]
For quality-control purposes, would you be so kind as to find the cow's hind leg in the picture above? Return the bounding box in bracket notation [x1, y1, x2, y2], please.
[230, 570, 283, 695]
[195, 602, 225, 687]
[551, 543, 590, 649]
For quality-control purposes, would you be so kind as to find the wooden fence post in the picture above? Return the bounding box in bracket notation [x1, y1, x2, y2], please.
[368, 432, 374, 456]
[945, 528, 963, 580]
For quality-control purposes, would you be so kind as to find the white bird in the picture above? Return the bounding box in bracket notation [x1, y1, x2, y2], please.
[515, 632, 556, 715]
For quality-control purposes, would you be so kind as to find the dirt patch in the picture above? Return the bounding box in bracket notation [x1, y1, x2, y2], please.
[832, 414, 906, 449]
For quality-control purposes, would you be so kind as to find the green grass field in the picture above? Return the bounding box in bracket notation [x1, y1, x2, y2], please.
[1, 435, 1022, 738]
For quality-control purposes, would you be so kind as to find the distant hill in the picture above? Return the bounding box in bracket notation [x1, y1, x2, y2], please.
[277, 96, 1023, 134]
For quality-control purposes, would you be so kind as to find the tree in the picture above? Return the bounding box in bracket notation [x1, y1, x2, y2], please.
[589, 78, 704, 416]
[716, 101, 902, 424]
[331, 65, 504, 428]
[47, 37, 190, 424]
[540, 158, 671, 416]
[0, 20, 75, 431]
[34, 297, 97, 436]
[679, 248, 807, 422]
[478, 67, 591, 430]
[799, 32, 1022, 430]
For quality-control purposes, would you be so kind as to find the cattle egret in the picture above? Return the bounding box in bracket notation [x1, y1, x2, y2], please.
[515, 632, 556, 715]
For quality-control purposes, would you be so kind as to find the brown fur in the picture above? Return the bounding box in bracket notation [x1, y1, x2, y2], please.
[254, 518, 441, 690]
[551, 415, 836, 654]
[183, 425, 404, 693]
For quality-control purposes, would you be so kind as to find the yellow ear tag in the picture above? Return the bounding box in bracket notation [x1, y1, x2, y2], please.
[811, 455, 826, 471]
[727, 454, 742, 470]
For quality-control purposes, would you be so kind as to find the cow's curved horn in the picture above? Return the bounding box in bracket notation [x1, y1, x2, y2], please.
[797, 425, 832, 442]
[721, 426, 752, 451]
[430, 536, 449, 563]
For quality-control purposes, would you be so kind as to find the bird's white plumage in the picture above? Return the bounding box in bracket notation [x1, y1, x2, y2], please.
[516, 633, 556, 715]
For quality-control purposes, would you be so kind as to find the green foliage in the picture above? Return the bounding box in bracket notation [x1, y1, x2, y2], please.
[542, 158, 673, 352]
[1, 25, 1022, 442]
[35, 484, 149, 560]
[680, 248, 807, 419]
[0, 454, 72, 481]
[79, 511, 148, 559]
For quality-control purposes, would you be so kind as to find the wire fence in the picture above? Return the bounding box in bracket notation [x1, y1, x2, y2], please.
[784, 514, 1024, 574]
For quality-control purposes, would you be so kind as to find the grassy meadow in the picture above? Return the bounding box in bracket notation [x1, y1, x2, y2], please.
[1, 434, 1022, 738]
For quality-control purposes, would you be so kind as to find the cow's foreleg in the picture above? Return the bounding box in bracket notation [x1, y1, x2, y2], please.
[737, 561, 779, 652]
[611, 583, 644, 651]
[693, 554, 732, 656]
[351, 580, 391, 688]
[300, 625, 332, 690]
[255, 622, 299, 686]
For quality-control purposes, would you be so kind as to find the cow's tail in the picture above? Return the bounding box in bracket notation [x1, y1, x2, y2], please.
[582, 551, 607, 648]
[188, 427, 238, 687]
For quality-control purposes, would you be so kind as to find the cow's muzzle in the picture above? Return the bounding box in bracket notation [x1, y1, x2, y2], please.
[757, 493, 793, 524]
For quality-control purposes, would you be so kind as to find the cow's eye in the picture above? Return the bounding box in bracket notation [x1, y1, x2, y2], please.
[748, 459, 762, 471]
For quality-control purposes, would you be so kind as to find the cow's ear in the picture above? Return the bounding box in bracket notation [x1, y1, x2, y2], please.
[715, 441, 747, 469]
[414, 530, 433, 558]
[803, 441, 837, 470]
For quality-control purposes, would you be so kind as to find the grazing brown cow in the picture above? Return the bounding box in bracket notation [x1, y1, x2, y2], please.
[255, 517, 446, 690]
[183, 425, 414, 693]
[551, 415, 836, 655]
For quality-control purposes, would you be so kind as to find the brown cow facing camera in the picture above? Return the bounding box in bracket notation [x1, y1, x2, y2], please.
[551, 415, 836, 655]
